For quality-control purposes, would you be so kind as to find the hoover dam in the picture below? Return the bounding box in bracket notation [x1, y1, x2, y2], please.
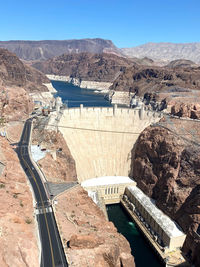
[58, 105, 162, 182]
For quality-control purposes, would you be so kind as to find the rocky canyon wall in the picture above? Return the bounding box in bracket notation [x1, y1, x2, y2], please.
[130, 122, 200, 266]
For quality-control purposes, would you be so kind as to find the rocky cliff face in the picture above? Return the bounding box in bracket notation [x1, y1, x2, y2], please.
[130, 123, 200, 266]
[32, 52, 134, 83]
[0, 39, 120, 61]
[0, 48, 49, 92]
[0, 137, 39, 267]
[55, 186, 135, 267]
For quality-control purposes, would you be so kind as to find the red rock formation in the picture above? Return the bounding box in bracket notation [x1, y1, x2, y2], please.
[130, 124, 200, 265]
[55, 186, 135, 267]
[0, 48, 49, 92]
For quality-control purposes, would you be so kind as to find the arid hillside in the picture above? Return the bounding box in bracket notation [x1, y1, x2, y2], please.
[0, 48, 49, 92]
[110, 65, 200, 96]
[32, 52, 134, 82]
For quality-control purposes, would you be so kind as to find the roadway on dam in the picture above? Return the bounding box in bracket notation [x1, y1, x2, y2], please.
[17, 119, 68, 267]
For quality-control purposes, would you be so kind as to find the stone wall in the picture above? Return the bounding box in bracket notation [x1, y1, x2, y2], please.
[58, 106, 161, 182]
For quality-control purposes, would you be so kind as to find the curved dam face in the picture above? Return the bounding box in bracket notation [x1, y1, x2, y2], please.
[58, 106, 161, 182]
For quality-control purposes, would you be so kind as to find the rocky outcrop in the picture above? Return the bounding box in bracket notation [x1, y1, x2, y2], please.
[55, 186, 135, 267]
[170, 103, 200, 119]
[0, 137, 39, 267]
[0, 48, 49, 92]
[130, 124, 200, 266]
[0, 86, 34, 121]
[32, 52, 134, 83]
[32, 126, 77, 183]
[0, 39, 121, 61]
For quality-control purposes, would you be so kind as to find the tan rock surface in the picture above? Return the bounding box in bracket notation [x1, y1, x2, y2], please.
[32, 127, 77, 182]
[170, 102, 200, 119]
[0, 137, 39, 267]
[54, 186, 135, 267]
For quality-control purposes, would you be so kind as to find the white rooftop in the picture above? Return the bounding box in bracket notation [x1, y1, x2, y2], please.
[31, 145, 46, 162]
[127, 186, 185, 238]
[81, 176, 135, 187]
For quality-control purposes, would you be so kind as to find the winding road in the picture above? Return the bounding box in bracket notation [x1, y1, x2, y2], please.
[17, 119, 68, 267]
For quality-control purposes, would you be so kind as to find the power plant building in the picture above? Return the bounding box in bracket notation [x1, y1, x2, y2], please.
[124, 186, 186, 251]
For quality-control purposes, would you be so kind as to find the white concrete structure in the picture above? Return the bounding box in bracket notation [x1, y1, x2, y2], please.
[125, 186, 186, 251]
[82, 176, 136, 204]
[58, 105, 162, 182]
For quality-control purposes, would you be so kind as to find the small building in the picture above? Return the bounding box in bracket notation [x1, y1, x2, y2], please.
[81, 176, 136, 204]
[124, 186, 186, 252]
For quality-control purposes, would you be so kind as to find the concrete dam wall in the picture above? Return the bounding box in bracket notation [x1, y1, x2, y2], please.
[58, 106, 161, 182]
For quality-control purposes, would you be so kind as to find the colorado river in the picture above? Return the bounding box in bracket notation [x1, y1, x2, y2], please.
[107, 204, 163, 267]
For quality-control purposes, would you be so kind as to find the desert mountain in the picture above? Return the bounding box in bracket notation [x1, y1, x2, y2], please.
[0, 48, 49, 92]
[121, 42, 200, 63]
[32, 52, 134, 82]
[110, 65, 200, 97]
[0, 39, 120, 61]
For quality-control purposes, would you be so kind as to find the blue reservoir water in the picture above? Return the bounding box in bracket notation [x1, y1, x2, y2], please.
[107, 204, 163, 267]
[51, 80, 112, 108]
[52, 80, 163, 267]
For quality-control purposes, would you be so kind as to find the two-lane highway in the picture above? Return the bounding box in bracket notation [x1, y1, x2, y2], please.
[17, 119, 68, 267]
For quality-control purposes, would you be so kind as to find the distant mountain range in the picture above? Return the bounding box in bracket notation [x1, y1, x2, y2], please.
[0, 39, 120, 61]
[121, 42, 200, 63]
[0, 39, 200, 63]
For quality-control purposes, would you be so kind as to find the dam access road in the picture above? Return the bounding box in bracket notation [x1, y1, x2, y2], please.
[17, 118, 68, 267]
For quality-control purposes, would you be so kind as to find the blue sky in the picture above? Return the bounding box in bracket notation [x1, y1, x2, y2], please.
[1, 0, 200, 47]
